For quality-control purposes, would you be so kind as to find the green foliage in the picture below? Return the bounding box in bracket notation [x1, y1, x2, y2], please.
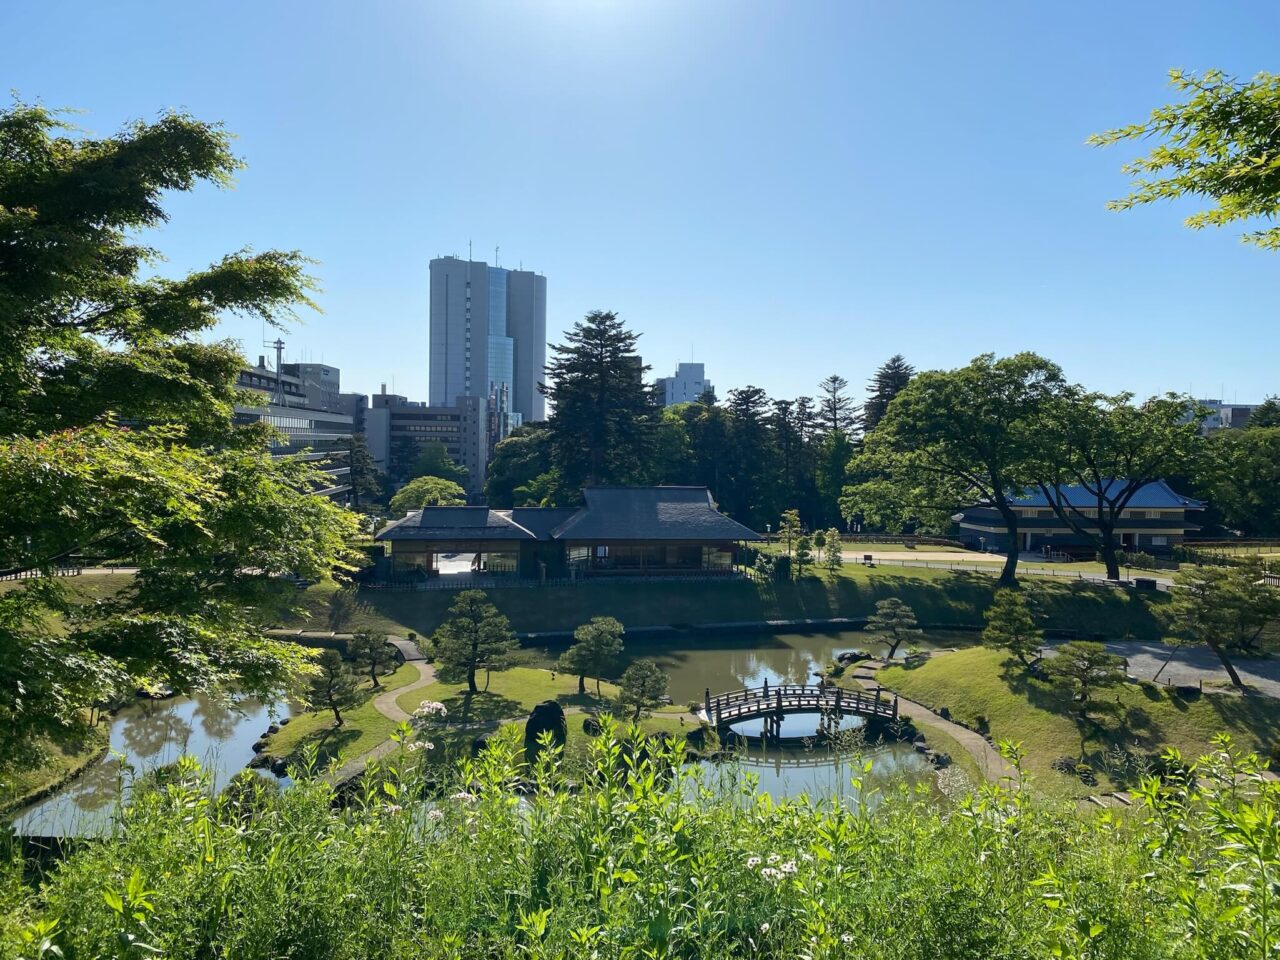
[822, 527, 843, 578]
[793, 534, 814, 579]
[4, 728, 1279, 958]
[862, 354, 915, 435]
[982, 588, 1043, 666]
[1157, 561, 1280, 688]
[388, 475, 466, 516]
[431, 590, 518, 694]
[777, 508, 801, 558]
[484, 424, 554, 507]
[326, 586, 368, 633]
[405, 440, 469, 487]
[543, 310, 654, 493]
[817, 374, 857, 435]
[865, 597, 923, 659]
[1031, 390, 1204, 578]
[342, 433, 385, 512]
[1042, 641, 1126, 723]
[1248, 397, 1280, 429]
[1090, 69, 1280, 250]
[558, 617, 624, 695]
[0, 101, 359, 769]
[347, 631, 396, 688]
[307, 649, 360, 726]
[1196, 427, 1280, 537]
[617, 658, 668, 720]
[845, 352, 1065, 585]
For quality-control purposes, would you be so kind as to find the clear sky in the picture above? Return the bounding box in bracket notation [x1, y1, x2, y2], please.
[5, 1, 1278, 405]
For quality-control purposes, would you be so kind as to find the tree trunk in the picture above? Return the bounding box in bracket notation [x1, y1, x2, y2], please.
[886, 637, 902, 661]
[1098, 536, 1122, 581]
[632, 703, 642, 721]
[332, 705, 343, 726]
[370, 665, 380, 689]
[467, 666, 478, 694]
[577, 674, 586, 695]
[995, 500, 1020, 587]
[1208, 640, 1245, 689]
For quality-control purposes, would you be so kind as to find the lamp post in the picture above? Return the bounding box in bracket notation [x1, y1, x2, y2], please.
[765, 523, 772, 550]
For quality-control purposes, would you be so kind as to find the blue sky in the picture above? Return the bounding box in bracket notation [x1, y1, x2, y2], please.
[5, 1, 1278, 405]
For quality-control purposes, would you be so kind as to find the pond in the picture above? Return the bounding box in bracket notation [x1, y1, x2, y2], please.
[566, 628, 975, 801]
[11, 692, 293, 838]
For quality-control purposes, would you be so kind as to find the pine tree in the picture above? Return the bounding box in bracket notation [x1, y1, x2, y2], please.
[778, 509, 802, 558]
[982, 588, 1043, 667]
[818, 374, 858, 436]
[865, 597, 923, 660]
[431, 590, 518, 694]
[794, 534, 814, 578]
[618, 659, 668, 720]
[863, 355, 915, 434]
[309, 650, 360, 726]
[347, 631, 396, 689]
[559, 616, 625, 695]
[543, 311, 654, 492]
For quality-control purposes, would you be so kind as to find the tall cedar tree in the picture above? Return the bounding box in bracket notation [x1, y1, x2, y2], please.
[817, 374, 858, 436]
[542, 311, 653, 494]
[1032, 391, 1205, 580]
[0, 103, 358, 769]
[342, 434, 385, 512]
[863, 355, 915, 434]
[845, 353, 1064, 585]
[431, 590, 518, 694]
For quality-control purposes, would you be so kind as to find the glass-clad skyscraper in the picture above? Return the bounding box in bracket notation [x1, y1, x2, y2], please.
[428, 256, 547, 439]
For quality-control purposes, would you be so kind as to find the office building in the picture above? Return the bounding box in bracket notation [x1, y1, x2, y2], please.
[656, 362, 714, 406]
[358, 387, 487, 493]
[428, 256, 547, 434]
[1194, 398, 1260, 433]
[281, 362, 342, 412]
[234, 357, 353, 502]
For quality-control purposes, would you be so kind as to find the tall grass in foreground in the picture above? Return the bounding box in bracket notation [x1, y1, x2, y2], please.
[2, 720, 1274, 959]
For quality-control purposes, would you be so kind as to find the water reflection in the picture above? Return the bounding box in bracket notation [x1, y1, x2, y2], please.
[11, 692, 290, 837]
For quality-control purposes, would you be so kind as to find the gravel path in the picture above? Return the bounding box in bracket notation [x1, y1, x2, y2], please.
[328, 659, 437, 783]
[1050, 640, 1280, 698]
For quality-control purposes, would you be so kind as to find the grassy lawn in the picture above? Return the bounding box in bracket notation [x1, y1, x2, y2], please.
[263, 661, 421, 766]
[276, 567, 1170, 643]
[398, 666, 622, 724]
[878, 646, 1280, 796]
[0, 726, 110, 814]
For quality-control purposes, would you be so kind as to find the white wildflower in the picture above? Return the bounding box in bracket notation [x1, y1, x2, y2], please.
[780, 861, 797, 875]
[746, 856, 761, 869]
[451, 791, 477, 803]
[760, 922, 770, 934]
[426, 809, 444, 822]
[384, 804, 402, 815]
[766, 853, 780, 864]
[413, 700, 448, 720]
[841, 933, 854, 944]
[759, 867, 782, 882]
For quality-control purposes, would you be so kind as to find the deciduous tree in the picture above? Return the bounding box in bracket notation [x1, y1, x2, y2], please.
[388, 475, 466, 516]
[1090, 69, 1280, 250]
[844, 353, 1064, 585]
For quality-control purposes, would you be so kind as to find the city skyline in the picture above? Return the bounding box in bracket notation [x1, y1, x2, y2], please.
[4, 1, 1278, 405]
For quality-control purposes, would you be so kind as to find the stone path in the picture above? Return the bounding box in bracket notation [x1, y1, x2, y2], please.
[849, 661, 1019, 786]
[1070, 640, 1280, 698]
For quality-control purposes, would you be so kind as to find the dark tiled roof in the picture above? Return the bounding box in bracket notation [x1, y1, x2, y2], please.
[376, 506, 536, 541]
[506, 508, 578, 541]
[552, 486, 762, 542]
[1007, 480, 1205, 510]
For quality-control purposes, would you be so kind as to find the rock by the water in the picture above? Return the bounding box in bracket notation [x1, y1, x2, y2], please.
[270, 757, 288, 777]
[251, 739, 266, 753]
[929, 752, 953, 768]
[267, 724, 280, 734]
[279, 717, 291, 725]
[525, 700, 567, 765]
[836, 650, 871, 666]
[247, 753, 270, 769]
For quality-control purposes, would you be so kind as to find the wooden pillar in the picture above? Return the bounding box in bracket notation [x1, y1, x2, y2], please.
[704, 687, 712, 719]
[762, 677, 769, 698]
[893, 694, 899, 720]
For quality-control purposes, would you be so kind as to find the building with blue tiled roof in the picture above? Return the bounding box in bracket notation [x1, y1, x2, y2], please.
[955, 480, 1205, 557]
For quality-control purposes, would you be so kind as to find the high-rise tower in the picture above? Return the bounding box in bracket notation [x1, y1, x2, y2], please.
[428, 256, 547, 430]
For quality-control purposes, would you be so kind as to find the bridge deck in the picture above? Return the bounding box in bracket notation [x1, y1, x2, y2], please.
[704, 682, 897, 729]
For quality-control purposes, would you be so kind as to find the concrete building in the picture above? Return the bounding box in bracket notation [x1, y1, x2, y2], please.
[656, 362, 713, 406]
[281, 362, 342, 412]
[428, 256, 547, 433]
[234, 358, 353, 502]
[1194, 398, 1260, 432]
[358, 387, 487, 493]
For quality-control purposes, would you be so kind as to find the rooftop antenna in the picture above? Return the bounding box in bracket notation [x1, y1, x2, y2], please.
[495, 245, 500, 268]
[263, 337, 287, 406]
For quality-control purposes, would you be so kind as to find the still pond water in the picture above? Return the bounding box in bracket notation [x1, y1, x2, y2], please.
[12, 630, 970, 836]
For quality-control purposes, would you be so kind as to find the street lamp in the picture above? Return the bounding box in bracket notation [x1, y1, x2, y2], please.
[765, 523, 772, 549]
[979, 536, 986, 553]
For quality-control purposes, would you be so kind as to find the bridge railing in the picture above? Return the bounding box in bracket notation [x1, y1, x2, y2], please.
[704, 683, 897, 725]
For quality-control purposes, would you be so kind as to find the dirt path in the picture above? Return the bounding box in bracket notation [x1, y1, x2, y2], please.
[850, 661, 1019, 785]
[328, 659, 437, 783]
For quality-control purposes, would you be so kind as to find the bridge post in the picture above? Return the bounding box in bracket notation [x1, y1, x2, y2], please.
[893, 694, 899, 720]
[762, 677, 769, 698]
[704, 687, 711, 719]
[835, 686, 843, 717]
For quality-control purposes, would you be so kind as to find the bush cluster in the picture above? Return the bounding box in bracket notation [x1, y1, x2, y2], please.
[2, 728, 1274, 959]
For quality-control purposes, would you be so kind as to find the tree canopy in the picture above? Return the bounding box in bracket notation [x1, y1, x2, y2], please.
[388, 475, 466, 516]
[0, 102, 359, 769]
[431, 590, 518, 694]
[1090, 69, 1280, 250]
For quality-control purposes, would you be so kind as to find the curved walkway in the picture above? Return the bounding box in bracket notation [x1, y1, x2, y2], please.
[849, 661, 1019, 785]
[328, 659, 436, 784]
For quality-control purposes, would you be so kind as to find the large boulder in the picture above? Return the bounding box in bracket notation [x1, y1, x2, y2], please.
[524, 700, 567, 766]
[582, 715, 602, 737]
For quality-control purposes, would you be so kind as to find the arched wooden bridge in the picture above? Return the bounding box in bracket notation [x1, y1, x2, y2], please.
[701, 681, 898, 742]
